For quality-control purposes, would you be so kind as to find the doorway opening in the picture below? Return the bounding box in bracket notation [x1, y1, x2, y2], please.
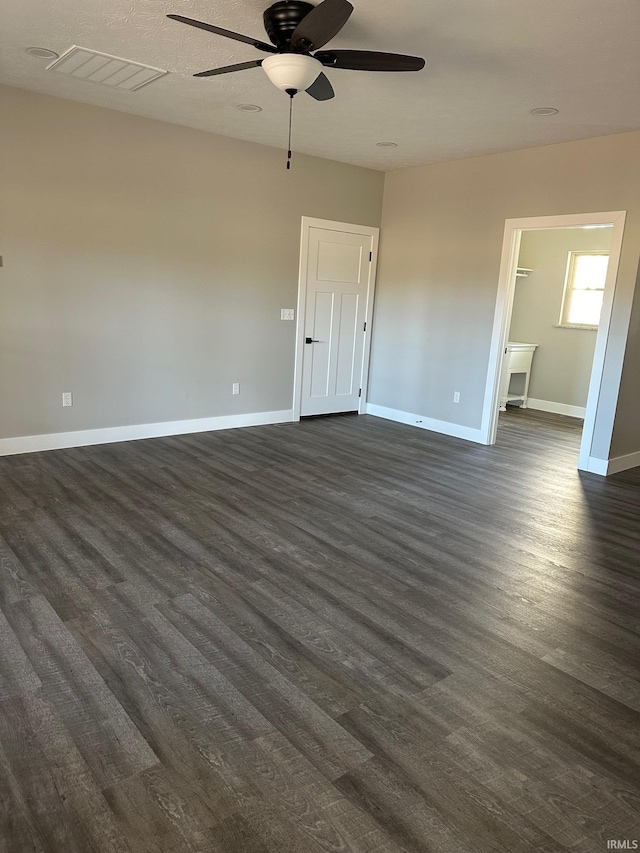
[481, 211, 626, 473]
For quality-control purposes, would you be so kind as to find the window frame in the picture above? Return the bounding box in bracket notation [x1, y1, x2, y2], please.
[558, 250, 609, 330]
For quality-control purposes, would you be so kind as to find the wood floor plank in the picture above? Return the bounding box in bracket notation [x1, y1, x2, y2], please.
[0, 693, 134, 853]
[156, 593, 373, 781]
[181, 569, 365, 717]
[0, 408, 638, 852]
[242, 731, 409, 853]
[244, 578, 424, 699]
[207, 796, 323, 853]
[0, 736, 46, 853]
[541, 646, 640, 713]
[3, 596, 159, 788]
[443, 719, 639, 850]
[0, 607, 41, 701]
[83, 586, 276, 754]
[334, 755, 488, 853]
[103, 765, 222, 853]
[66, 611, 249, 820]
[337, 702, 571, 853]
[0, 534, 38, 607]
[0, 519, 111, 622]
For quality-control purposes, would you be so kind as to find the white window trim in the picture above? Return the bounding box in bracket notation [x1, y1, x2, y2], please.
[559, 250, 609, 329]
[553, 323, 598, 331]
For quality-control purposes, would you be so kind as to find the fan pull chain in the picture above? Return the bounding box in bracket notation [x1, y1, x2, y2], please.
[286, 90, 295, 170]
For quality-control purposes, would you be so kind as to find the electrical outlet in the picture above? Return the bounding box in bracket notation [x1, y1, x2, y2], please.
[62, 392, 73, 407]
[453, 391, 460, 403]
[232, 382, 240, 395]
[281, 308, 295, 321]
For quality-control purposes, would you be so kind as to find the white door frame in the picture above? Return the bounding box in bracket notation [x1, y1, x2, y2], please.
[480, 210, 627, 472]
[293, 216, 379, 421]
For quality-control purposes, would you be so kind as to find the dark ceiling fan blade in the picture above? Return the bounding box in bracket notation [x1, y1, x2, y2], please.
[306, 72, 335, 100]
[193, 60, 263, 78]
[315, 50, 425, 71]
[167, 14, 277, 53]
[291, 0, 353, 51]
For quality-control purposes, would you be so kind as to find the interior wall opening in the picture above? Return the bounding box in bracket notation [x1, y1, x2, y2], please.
[498, 224, 613, 455]
[482, 210, 627, 475]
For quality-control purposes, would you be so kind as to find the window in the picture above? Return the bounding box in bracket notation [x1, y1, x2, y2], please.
[560, 251, 609, 328]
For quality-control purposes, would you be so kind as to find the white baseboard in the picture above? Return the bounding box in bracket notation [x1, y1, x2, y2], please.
[526, 398, 586, 419]
[605, 449, 640, 475]
[0, 409, 295, 457]
[364, 403, 485, 444]
[582, 450, 640, 476]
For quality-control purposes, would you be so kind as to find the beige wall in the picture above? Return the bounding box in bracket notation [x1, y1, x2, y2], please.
[3, 84, 639, 463]
[510, 228, 612, 409]
[0, 85, 384, 439]
[613, 267, 640, 459]
[372, 132, 640, 460]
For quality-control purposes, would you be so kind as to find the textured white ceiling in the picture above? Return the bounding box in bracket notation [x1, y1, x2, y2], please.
[2, 0, 639, 170]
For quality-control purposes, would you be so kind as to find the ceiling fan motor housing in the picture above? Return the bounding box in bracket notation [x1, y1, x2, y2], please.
[263, 1, 314, 48]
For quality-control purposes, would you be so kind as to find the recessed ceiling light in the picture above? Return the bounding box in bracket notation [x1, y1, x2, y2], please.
[237, 104, 262, 112]
[376, 141, 397, 148]
[25, 47, 59, 59]
[530, 107, 559, 116]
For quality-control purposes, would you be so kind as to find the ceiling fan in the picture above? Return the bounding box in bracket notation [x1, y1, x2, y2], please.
[167, 0, 426, 102]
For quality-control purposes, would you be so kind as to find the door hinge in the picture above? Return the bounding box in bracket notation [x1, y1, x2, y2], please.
[369, 251, 372, 262]
[363, 321, 367, 332]
[358, 388, 362, 398]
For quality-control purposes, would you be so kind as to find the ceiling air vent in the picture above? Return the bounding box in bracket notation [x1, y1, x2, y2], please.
[46, 46, 167, 91]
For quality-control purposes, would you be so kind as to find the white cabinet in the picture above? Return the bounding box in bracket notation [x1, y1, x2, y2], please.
[499, 342, 538, 411]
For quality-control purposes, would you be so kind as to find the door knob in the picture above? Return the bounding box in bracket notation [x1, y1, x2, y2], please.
[305, 337, 320, 344]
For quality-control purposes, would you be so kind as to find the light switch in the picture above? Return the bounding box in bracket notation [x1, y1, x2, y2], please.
[281, 308, 295, 321]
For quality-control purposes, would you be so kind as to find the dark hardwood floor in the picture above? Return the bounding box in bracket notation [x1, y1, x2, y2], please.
[0, 409, 639, 853]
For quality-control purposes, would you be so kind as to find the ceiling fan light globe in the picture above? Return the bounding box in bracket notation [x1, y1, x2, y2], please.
[262, 54, 322, 92]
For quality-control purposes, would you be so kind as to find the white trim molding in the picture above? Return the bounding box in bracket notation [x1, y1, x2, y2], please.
[481, 210, 628, 474]
[584, 452, 640, 476]
[584, 456, 609, 476]
[0, 409, 294, 457]
[365, 403, 485, 444]
[604, 450, 640, 476]
[526, 399, 586, 419]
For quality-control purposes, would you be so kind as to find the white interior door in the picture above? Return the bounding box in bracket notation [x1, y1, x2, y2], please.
[296, 221, 378, 417]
